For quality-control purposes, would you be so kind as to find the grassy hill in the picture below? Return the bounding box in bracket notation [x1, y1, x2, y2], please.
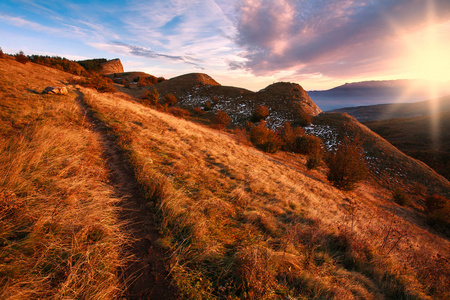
[0, 56, 125, 298]
[1, 56, 449, 299]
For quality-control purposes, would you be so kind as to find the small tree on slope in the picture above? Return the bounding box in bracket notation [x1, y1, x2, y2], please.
[326, 137, 368, 190]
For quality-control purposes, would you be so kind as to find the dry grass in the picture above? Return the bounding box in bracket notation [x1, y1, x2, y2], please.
[0, 59, 125, 299]
[81, 86, 450, 299]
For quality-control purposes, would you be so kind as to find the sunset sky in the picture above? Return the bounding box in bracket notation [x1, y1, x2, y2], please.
[1, 0, 450, 90]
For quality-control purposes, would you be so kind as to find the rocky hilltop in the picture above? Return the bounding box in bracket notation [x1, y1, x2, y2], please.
[99, 58, 123, 75]
[153, 74, 321, 127]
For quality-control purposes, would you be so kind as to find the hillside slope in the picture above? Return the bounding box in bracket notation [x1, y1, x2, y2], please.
[0, 57, 126, 298]
[1, 57, 449, 299]
[80, 86, 449, 298]
[307, 113, 449, 192]
[364, 111, 450, 180]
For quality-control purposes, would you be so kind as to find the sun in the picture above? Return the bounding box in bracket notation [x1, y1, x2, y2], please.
[402, 25, 450, 82]
[408, 43, 450, 81]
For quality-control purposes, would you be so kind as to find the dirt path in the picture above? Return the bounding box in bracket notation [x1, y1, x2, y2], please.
[75, 91, 178, 299]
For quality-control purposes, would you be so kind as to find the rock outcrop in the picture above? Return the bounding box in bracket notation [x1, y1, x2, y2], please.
[42, 86, 68, 95]
[100, 59, 124, 75]
[256, 82, 322, 117]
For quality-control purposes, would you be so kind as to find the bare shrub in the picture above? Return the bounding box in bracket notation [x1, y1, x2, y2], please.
[136, 75, 158, 86]
[15, 51, 29, 64]
[88, 74, 117, 93]
[278, 121, 305, 152]
[306, 152, 323, 170]
[249, 121, 282, 153]
[392, 187, 408, 205]
[193, 107, 205, 115]
[72, 74, 116, 93]
[234, 127, 250, 145]
[204, 100, 212, 111]
[211, 110, 230, 130]
[169, 107, 190, 118]
[293, 134, 323, 155]
[163, 93, 177, 106]
[141, 87, 159, 106]
[251, 105, 270, 122]
[326, 137, 368, 190]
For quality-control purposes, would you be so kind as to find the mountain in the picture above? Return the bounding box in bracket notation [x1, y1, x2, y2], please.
[1, 55, 449, 299]
[330, 95, 450, 122]
[308, 79, 450, 111]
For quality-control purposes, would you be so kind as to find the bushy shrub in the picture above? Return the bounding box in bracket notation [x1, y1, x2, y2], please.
[251, 105, 270, 122]
[392, 187, 408, 205]
[293, 134, 323, 155]
[294, 107, 312, 126]
[326, 137, 368, 190]
[0, 47, 4, 58]
[250, 121, 282, 153]
[137, 75, 158, 86]
[15, 51, 29, 64]
[234, 127, 250, 145]
[86, 74, 117, 93]
[142, 87, 159, 106]
[204, 100, 212, 111]
[193, 107, 205, 115]
[71, 74, 116, 93]
[278, 121, 305, 152]
[306, 154, 322, 170]
[163, 94, 177, 106]
[169, 107, 190, 118]
[211, 110, 230, 129]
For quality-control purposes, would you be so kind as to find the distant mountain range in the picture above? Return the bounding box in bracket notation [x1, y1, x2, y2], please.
[308, 79, 450, 111]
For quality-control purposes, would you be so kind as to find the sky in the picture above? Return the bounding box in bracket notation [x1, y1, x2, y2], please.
[1, 0, 450, 91]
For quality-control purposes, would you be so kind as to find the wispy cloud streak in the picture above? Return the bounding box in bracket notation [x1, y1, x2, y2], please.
[110, 41, 205, 69]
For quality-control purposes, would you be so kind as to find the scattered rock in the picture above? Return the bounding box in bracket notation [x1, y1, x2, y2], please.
[42, 86, 68, 95]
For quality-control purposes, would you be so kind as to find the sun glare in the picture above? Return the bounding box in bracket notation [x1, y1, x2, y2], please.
[402, 26, 450, 82]
[384, 1, 449, 151]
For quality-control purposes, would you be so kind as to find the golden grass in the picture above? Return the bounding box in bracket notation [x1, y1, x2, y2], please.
[0, 60, 125, 299]
[81, 87, 450, 299]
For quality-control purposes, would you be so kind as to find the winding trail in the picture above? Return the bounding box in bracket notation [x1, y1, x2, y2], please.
[75, 91, 178, 299]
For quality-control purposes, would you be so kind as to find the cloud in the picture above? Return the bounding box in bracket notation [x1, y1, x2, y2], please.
[231, 0, 450, 78]
[95, 41, 205, 69]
